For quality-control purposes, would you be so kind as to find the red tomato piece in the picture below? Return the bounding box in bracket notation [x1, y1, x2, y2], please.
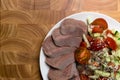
[91, 18, 108, 30]
[80, 74, 90, 80]
[80, 41, 87, 48]
[105, 37, 117, 50]
[74, 47, 91, 64]
[89, 38, 106, 51]
[92, 26, 104, 33]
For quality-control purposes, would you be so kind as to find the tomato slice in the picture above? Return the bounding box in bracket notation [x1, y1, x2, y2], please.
[75, 47, 91, 64]
[89, 38, 106, 51]
[91, 18, 108, 30]
[105, 37, 117, 50]
[80, 74, 89, 80]
[80, 41, 87, 48]
[92, 25, 104, 33]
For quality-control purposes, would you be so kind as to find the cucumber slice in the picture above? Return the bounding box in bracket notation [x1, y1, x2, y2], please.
[116, 49, 120, 57]
[116, 72, 120, 80]
[89, 75, 99, 79]
[83, 34, 90, 47]
[95, 70, 110, 77]
[93, 33, 101, 37]
[114, 37, 120, 47]
[115, 32, 120, 38]
[106, 57, 111, 62]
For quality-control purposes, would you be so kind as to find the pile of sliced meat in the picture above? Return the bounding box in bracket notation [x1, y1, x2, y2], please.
[42, 18, 87, 80]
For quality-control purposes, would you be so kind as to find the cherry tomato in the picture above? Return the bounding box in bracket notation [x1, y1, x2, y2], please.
[91, 18, 108, 30]
[80, 74, 90, 80]
[92, 25, 104, 33]
[80, 41, 87, 48]
[74, 47, 91, 64]
[89, 38, 106, 51]
[105, 37, 117, 50]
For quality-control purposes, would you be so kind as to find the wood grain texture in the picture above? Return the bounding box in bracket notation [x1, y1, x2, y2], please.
[80, 0, 117, 11]
[0, 0, 120, 80]
[118, 0, 120, 11]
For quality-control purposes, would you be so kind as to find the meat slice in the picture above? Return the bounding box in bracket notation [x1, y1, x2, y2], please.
[52, 28, 82, 47]
[60, 18, 87, 37]
[46, 52, 75, 70]
[48, 63, 80, 80]
[42, 36, 76, 57]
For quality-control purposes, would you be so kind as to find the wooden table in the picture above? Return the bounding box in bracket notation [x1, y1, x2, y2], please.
[0, 0, 120, 80]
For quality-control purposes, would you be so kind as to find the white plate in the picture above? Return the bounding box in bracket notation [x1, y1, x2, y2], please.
[40, 12, 120, 80]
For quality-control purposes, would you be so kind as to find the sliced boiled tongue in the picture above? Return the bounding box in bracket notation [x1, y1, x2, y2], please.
[48, 63, 80, 80]
[42, 36, 76, 58]
[52, 28, 82, 47]
[42, 18, 88, 80]
[46, 52, 75, 70]
[60, 18, 87, 37]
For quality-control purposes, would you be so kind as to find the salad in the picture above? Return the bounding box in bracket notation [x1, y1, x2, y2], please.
[75, 18, 120, 80]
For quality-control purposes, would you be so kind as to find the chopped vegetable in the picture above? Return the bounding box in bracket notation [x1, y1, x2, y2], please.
[113, 30, 120, 38]
[107, 62, 115, 67]
[106, 29, 113, 35]
[93, 33, 101, 37]
[105, 37, 117, 50]
[116, 71, 120, 80]
[80, 74, 89, 80]
[76, 18, 120, 80]
[80, 41, 87, 48]
[92, 61, 99, 67]
[89, 75, 99, 79]
[75, 47, 91, 64]
[89, 38, 106, 51]
[92, 25, 104, 33]
[95, 70, 110, 77]
[91, 18, 108, 30]
[114, 31, 118, 35]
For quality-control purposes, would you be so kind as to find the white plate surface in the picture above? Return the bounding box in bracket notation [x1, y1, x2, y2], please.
[40, 12, 120, 80]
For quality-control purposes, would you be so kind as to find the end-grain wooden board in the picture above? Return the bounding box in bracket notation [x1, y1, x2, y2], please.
[0, 0, 120, 80]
